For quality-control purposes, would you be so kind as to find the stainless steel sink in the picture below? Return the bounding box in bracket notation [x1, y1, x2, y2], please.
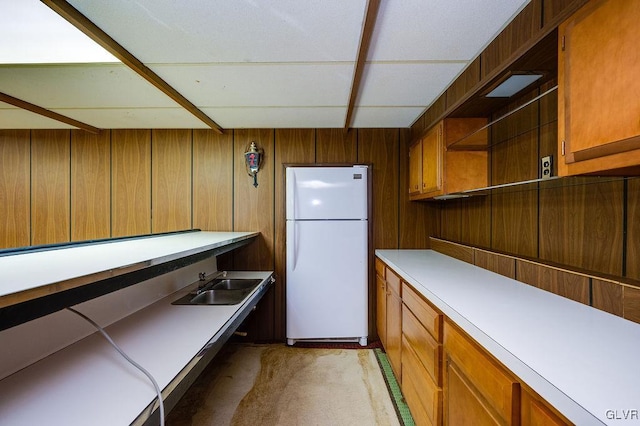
[211, 278, 262, 291]
[189, 289, 249, 305]
[172, 277, 264, 305]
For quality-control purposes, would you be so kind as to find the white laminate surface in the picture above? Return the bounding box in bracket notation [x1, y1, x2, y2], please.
[376, 249, 640, 426]
[0, 231, 257, 300]
[0, 271, 272, 426]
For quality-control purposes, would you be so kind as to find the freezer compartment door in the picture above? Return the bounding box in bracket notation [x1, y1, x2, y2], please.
[286, 166, 368, 220]
[286, 220, 368, 340]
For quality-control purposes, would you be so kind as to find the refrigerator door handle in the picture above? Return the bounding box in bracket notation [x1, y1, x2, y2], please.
[288, 221, 299, 271]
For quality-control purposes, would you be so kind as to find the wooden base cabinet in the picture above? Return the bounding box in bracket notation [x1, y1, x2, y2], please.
[558, 0, 640, 176]
[444, 320, 520, 425]
[375, 257, 572, 426]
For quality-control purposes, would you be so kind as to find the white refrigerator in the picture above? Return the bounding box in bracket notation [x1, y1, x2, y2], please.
[285, 165, 368, 346]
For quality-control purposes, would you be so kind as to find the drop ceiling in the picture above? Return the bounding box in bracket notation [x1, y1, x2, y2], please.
[0, 0, 530, 131]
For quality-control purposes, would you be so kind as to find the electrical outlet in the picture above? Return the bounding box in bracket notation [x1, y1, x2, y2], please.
[541, 155, 552, 179]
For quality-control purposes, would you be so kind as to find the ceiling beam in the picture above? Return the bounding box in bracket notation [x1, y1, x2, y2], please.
[344, 0, 381, 129]
[42, 0, 224, 134]
[0, 92, 100, 133]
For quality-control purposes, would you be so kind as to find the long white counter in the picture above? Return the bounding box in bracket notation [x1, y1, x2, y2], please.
[0, 270, 273, 425]
[0, 231, 258, 307]
[376, 249, 640, 426]
[0, 231, 270, 424]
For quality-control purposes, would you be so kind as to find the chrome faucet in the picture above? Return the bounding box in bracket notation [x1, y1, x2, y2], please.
[196, 270, 227, 294]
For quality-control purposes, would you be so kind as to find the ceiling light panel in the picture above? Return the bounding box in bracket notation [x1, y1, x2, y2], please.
[152, 63, 354, 107]
[356, 62, 467, 106]
[485, 73, 543, 97]
[367, 0, 531, 61]
[66, 0, 368, 63]
[0, 0, 118, 64]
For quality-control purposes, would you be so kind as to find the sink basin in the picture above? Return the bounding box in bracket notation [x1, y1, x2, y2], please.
[211, 278, 262, 291]
[189, 289, 250, 305]
[172, 277, 264, 305]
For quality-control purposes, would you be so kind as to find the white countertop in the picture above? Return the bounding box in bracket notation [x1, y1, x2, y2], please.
[0, 271, 272, 426]
[0, 231, 258, 305]
[376, 249, 640, 426]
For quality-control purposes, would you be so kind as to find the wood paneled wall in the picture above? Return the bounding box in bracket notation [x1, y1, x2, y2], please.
[435, 83, 638, 284]
[0, 127, 437, 342]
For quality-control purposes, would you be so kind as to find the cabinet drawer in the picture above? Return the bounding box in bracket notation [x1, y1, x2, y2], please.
[444, 321, 519, 423]
[403, 305, 442, 385]
[402, 335, 442, 426]
[386, 267, 401, 295]
[403, 282, 442, 342]
[375, 258, 385, 278]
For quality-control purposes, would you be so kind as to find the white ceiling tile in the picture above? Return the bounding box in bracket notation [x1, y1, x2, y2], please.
[0, 102, 76, 129]
[0, 64, 181, 108]
[50, 108, 206, 129]
[200, 107, 346, 128]
[0, 0, 118, 64]
[67, 0, 368, 63]
[356, 62, 467, 107]
[368, 0, 530, 61]
[152, 63, 354, 107]
[0, 0, 532, 130]
[351, 107, 425, 128]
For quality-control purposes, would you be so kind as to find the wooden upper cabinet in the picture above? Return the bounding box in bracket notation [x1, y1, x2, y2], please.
[422, 123, 443, 195]
[410, 118, 488, 200]
[558, 0, 640, 175]
[409, 140, 423, 195]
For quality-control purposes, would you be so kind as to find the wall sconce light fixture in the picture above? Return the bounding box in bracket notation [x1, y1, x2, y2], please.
[244, 141, 263, 187]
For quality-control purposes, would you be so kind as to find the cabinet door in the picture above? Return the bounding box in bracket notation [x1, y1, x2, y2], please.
[521, 389, 571, 426]
[376, 275, 387, 347]
[558, 0, 640, 175]
[409, 140, 423, 195]
[422, 124, 442, 195]
[386, 286, 402, 381]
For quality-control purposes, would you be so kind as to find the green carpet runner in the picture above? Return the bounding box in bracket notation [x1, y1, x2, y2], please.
[374, 348, 415, 426]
